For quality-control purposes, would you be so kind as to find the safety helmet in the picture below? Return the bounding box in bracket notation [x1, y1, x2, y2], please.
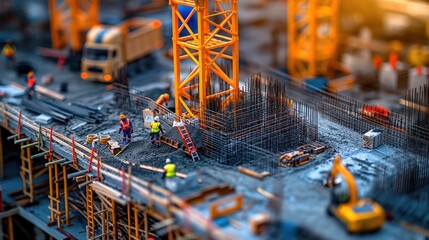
[154, 116, 160, 122]
[27, 71, 34, 77]
[120, 114, 126, 119]
[163, 93, 169, 100]
[166, 158, 171, 164]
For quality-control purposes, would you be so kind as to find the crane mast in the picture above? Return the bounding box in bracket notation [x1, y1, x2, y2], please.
[170, 0, 240, 118]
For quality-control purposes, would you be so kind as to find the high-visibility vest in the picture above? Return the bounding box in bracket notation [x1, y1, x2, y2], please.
[27, 77, 36, 88]
[151, 121, 161, 133]
[164, 163, 176, 178]
[120, 119, 131, 130]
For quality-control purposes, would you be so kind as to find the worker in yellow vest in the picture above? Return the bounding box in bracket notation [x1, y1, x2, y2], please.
[150, 116, 164, 147]
[162, 158, 177, 191]
[2, 40, 16, 68]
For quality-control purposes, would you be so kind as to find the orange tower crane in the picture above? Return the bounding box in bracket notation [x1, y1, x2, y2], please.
[48, 0, 99, 53]
[170, 0, 240, 118]
[287, 0, 339, 79]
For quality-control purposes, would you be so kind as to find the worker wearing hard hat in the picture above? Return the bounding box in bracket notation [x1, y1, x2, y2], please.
[162, 158, 177, 191]
[2, 40, 16, 68]
[26, 71, 36, 100]
[150, 116, 164, 147]
[118, 114, 133, 144]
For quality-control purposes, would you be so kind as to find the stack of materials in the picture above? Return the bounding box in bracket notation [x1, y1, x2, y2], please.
[21, 98, 104, 123]
[107, 140, 121, 154]
[363, 129, 383, 149]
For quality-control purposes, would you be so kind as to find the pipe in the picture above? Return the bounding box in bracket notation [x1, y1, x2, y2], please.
[78, 180, 93, 189]
[61, 160, 74, 167]
[45, 158, 67, 167]
[67, 170, 87, 179]
[7, 134, 18, 140]
[31, 151, 49, 159]
[20, 142, 39, 150]
[14, 138, 30, 144]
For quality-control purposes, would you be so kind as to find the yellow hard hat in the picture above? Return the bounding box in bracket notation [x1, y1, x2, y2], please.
[27, 71, 34, 77]
[120, 114, 126, 119]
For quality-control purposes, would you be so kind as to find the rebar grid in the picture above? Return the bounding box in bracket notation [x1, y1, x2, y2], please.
[201, 74, 318, 169]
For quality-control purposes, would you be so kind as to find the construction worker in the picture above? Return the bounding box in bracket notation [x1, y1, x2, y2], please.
[118, 114, 133, 144]
[150, 116, 164, 147]
[26, 71, 36, 100]
[155, 93, 169, 107]
[153, 93, 169, 115]
[162, 158, 177, 191]
[2, 40, 16, 68]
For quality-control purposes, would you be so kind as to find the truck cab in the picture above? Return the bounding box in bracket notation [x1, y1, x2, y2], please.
[81, 18, 163, 83]
[81, 26, 124, 82]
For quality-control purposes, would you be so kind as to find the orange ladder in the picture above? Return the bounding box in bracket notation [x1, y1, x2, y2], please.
[177, 125, 200, 161]
[86, 184, 95, 238]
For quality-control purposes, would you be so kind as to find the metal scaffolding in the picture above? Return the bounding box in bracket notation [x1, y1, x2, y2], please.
[170, 0, 240, 117]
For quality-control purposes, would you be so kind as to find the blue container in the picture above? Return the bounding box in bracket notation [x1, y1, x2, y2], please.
[305, 76, 327, 92]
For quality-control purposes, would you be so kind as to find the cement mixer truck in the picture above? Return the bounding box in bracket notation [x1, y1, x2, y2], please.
[80, 18, 163, 82]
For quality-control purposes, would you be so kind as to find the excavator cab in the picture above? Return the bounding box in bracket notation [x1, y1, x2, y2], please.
[326, 155, 385, 233]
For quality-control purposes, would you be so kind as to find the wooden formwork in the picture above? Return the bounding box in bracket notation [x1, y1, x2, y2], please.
[0, 103, 238, 240]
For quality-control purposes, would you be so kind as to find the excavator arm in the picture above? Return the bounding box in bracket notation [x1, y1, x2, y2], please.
[327, 155, 358, 204]
[326, 155, 385, 233]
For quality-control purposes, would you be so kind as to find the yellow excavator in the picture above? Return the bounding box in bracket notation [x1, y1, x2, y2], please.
[326, 155, 385, 233]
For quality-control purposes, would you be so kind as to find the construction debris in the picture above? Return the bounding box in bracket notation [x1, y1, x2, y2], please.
[115, 143, 130, 156]
[249, 213, 270, 235]
[107, 140, 121, 155]
[21, 98, 104, 123]
[34, 114, 52, 125]
[237, 166, 270, 180]
[279, 142, 325, 167]
[256, 187, 278, 201]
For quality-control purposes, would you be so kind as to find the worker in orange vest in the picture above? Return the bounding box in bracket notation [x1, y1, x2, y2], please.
[27, 71, 36, 100]
[153, 93, 169, 114]
[118, 114, 133, 144]
[156, 93, 169, 107]
[2, 40, 16, 68]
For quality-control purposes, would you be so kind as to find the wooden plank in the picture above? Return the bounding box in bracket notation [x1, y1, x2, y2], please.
[237, 166, 269, 180]
[10, 82, 65, 101]
[399, 99, 429, 113]
[256, 187, 278, 201]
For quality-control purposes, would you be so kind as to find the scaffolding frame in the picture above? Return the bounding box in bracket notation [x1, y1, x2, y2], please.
[48, 0, 99, 52]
